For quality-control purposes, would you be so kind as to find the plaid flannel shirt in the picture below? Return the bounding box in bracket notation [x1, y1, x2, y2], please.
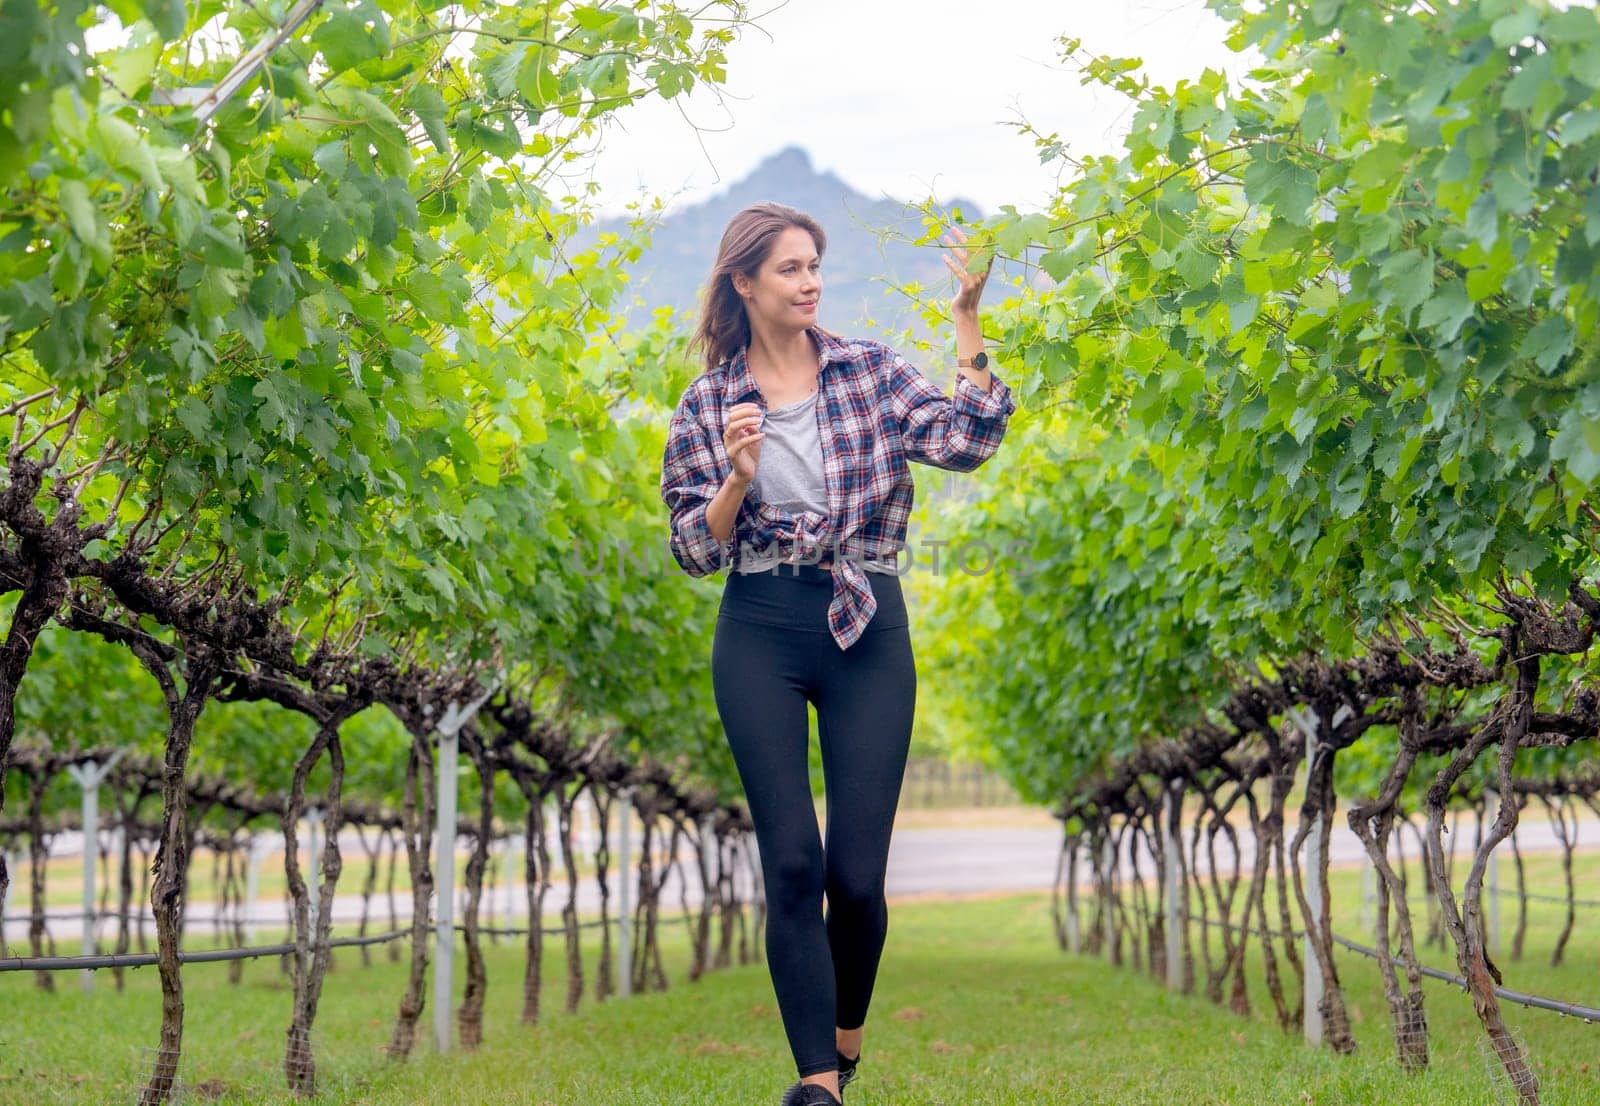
[660, 329, 1017, 650]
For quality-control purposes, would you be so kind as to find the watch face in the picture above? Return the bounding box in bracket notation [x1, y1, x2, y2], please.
[973, 351, 988, 369]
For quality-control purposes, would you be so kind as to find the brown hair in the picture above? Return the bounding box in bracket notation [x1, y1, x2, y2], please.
[690, 201, 828, 374]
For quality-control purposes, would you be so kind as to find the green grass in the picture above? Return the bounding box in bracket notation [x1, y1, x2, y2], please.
[2, 860, 1597, 1105]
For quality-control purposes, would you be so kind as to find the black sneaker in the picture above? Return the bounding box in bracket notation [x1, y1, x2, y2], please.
[837, 1048, 860, 1095]
[780, 1079, 842, 1106]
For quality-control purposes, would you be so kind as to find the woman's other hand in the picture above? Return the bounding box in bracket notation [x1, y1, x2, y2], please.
[724, 402, 765, 484]
[943, 223, 991, 320]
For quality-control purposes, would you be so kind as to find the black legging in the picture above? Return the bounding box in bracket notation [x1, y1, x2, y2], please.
[710, 564, 917, 1079]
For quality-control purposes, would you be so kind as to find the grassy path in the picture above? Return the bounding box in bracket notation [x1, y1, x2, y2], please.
[3, 858, 1598, 1105]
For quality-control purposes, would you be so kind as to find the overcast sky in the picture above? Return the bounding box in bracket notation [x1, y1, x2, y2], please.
[566, 0, 1254, 217]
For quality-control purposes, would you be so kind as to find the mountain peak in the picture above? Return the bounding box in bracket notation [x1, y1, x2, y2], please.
[584, 147, 987, 339]
[738, 145, 832, 200]
[753, 145, 814, 177]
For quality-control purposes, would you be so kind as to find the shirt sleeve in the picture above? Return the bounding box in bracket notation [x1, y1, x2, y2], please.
[886, 348, 1017, 472]
[660, 385, 736, 577]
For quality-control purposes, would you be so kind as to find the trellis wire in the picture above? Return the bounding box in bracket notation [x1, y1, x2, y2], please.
[0, 928, 408, 973]
[7, 904, 712, 924]
[1179, 911, 1600, 1023]
[1327, 933, 1600, 1024]
[1504, 888, 1600, 909]
[0, 912, 695, 973]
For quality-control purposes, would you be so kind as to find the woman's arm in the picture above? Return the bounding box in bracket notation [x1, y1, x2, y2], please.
[660, 387, 742, 577]
[887, 347, 1016, 472]
[660, 386, 829, 573]
[947, 224, 995, 395]
[953, 310, 994, 394]
[705, 469, 749, 545]
[883, 221, 1017, 471]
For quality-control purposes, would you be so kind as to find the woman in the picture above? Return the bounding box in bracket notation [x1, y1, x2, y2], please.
[659, 201, 1015, 1105]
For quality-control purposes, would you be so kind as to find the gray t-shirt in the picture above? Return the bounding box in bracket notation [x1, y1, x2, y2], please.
[736, 389, 899, 574]
[751, 390, 827, 514]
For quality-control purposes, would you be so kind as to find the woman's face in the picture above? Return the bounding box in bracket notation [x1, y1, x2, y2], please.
[733, 225, 822, 335]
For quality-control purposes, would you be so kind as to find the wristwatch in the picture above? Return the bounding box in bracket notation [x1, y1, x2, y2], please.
[957, 351, 989, 370]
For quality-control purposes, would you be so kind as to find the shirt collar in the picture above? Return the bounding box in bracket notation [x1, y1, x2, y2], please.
[721, 328, 853, 409]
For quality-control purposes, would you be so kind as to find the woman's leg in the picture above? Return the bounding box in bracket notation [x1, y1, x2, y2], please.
[711, 614, 839, 1081]
[814, 620, 917, 1039]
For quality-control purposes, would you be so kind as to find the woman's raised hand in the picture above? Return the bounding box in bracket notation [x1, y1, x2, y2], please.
[942, 223, 991, 319]
[724, 402, 764, 484]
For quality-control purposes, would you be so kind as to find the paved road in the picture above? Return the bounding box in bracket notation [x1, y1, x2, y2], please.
[887, 814, 1595, 897]
[4, 815, 1591, 943]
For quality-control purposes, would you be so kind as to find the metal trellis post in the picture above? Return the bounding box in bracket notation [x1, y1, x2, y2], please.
[67, 750, 124, 994]
[433, 725, 459, 1055]
[505, 833, 522, 922]
[306, 807, 323, 936]
[1287, 706, 1325, 1048]
[1164, 779, 1182, 992]
[1102, 831, 1116, 965]
[245, 833, 269, 944]
[1360, 863, 1372, 932]
[618, 788, 632, 998]
[1065, 834, 1081, 955]
[432, 686, 496, 1055]
[1486, 788, 1500, 956]
[0, 848, 16, 951]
